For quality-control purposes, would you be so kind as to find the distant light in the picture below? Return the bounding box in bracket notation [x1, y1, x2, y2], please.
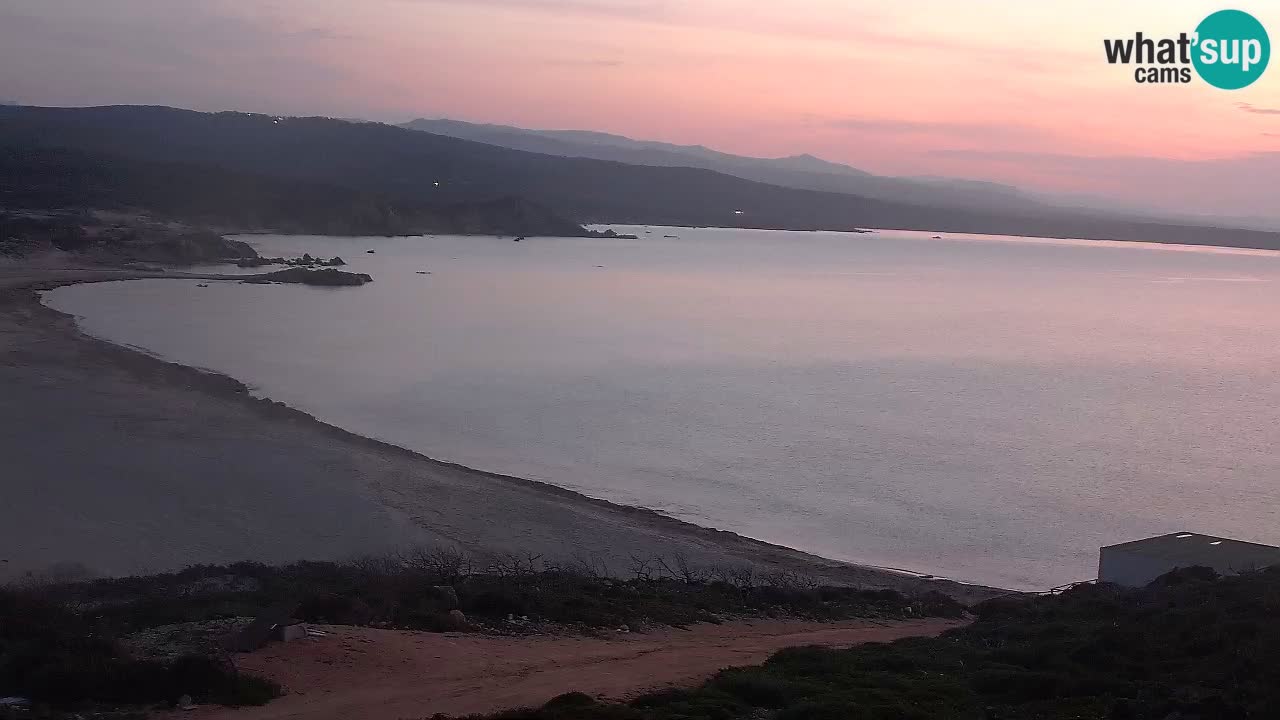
[1176, 533, 1194, 539]
[434, 182, 440, 187]
[733, 210, 745, 215]
[1210, 541, 1223, 545]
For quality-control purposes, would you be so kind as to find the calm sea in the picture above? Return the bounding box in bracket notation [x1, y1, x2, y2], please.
[44, 227, 1280, 589]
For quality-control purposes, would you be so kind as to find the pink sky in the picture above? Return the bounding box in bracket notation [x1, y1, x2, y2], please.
[1, 0, 1278, 219]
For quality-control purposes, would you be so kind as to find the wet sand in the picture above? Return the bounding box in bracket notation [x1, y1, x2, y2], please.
[0, 264, 1003, 602]
[187, 618, 965, 720]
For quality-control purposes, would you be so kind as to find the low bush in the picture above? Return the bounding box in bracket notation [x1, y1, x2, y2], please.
[474, 567, 1280, 720]
[2, 548, 961, 711]
[15, 550, 960, 640]
[0, 589, 278, 709]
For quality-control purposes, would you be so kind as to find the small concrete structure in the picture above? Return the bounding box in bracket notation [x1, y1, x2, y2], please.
[1099, 532, 1280, 588]
[228, 602, 304, 652]
[276, 620, 307, 642]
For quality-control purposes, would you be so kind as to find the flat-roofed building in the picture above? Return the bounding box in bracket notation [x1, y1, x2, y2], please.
[1099, 532, 1280, 588]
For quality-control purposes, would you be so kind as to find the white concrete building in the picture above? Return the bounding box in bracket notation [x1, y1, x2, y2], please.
[1098, 532, 1280, 588]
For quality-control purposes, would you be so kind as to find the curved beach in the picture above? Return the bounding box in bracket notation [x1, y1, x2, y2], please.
[0, 265, 1002, 602]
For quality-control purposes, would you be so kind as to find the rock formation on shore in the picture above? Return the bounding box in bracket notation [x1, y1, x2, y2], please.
[245, 268, 373, 286]
[587, 228, 640, 240]
[1, 212, 257, 265]
[237, 254, 346, 269]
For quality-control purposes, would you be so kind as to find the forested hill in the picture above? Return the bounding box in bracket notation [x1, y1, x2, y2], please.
[4, 105, 1280, 249]
[0, 146, 590, 237]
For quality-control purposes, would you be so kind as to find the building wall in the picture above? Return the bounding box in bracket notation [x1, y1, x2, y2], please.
[1099, 546, 1280, 587]
[1098, 549, 1176, 588]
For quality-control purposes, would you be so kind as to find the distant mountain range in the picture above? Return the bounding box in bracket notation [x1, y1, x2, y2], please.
[404, 118, 1280, 234]
[2, 104, 1280, 249]
[402, 118, 1048, 214]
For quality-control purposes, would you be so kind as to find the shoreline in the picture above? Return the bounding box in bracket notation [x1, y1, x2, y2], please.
[600, 222, 1280, 254]
[1, 264, 1007, 603]
[599, 223, 1280, 257]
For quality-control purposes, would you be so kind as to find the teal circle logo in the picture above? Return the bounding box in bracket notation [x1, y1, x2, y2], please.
[1193, 10, 1270, 89]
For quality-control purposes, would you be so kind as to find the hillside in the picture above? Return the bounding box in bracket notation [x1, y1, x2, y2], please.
[4, 105, 1280, 249]
[403, 117, 1043, 213]
[0, 144, 590, 237]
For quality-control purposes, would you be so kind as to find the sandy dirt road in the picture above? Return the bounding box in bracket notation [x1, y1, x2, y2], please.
[190, 618, 964, 720]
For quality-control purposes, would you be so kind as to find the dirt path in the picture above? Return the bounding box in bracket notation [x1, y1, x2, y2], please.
[190, 618, 963, 720]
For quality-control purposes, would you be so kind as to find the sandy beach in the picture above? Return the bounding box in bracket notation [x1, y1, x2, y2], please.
[0, 263, 1002, 602]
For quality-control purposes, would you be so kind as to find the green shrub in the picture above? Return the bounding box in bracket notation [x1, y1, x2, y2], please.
[711, 670, 818, 708]
[471, 568, 1280, 720]
[2, 550, 965, 711]
[0, 589, 278, 709]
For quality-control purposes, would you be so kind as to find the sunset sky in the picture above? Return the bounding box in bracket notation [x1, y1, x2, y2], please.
[1, 0, 1278, 220]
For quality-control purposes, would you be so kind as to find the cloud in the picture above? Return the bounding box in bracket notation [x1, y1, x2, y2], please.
[285, 27, 357, 41]
[931, 148, 1280, 165]
[402, 0, 669, 20]
[815, 116, 1053, 145]
[404, 0, 1084, 71]
[925, 148, 1280, 221]
[1237, 102, 1280, 115]
[0, 1, 354, 57]
[0, 0, 357, 115]
[543, 58, 625, 67]
[829, 118, 1018, 134]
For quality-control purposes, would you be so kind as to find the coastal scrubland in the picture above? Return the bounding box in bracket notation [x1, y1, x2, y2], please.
[6, 563, 1277, 719]
[482, 567, 1280, 720]
[0, 552, 961, 713]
